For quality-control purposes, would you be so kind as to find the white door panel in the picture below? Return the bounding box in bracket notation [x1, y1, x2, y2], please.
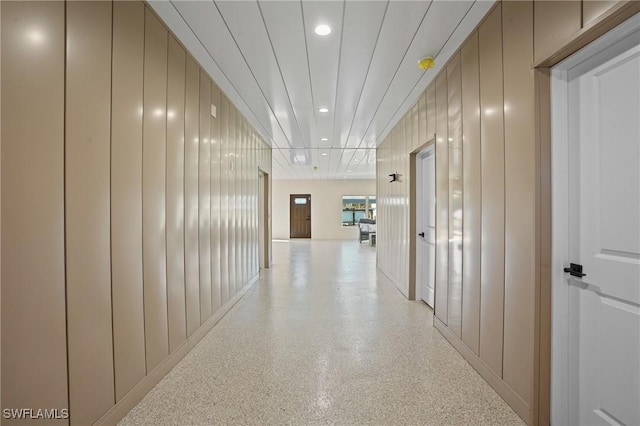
[553, 13, 640, 426]
[578, 45, 640, 305]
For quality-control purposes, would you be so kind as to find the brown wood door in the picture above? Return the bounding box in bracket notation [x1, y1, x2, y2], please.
[290, 194, 311, 238]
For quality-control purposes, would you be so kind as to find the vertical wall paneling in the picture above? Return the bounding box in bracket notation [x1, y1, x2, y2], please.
[255, 143, 260, 269]
[199, 70, 212, 322]
[1, 1, 69, 418]
[220, 96, 230, 304]
[236, 118, 242, 291]
[583, 1, 618, 26]
[210, 83, 222, 312]
[246, 124, 251, 281]
[142, 8, 170, 372]
[502, 0, 535, 402]
[447, 53, 463, 338]
[242, 120, 248, 287]
[434, 72, 449, 323]
[418, 92, 427, 145]
[411, 104, 419, 152]
[256, 137, 260, 275]
[426, 84, 436, 139]
[65, 2, 115, 423]
[166, 35, 187, 353]
[249, 131, 254, 278]
[405, 121, 411, 287]
[253, 135, 259, 276]
[111, 1, 146, 400]
[248, 129, 251, 279]
[229, 105, 237, 296]
[1, 2, 273, 422]
[460, 31, 482, 354]
[395, 124, 403, 282]
[250, 130, 254, 277]
[184, 56, 201, 336]
[235, 117, 242, 292]
[248, 128, 252, 278]
[478, 5, 505, 377]
[254, 134, 258, 276]
[249, 131, 258, 278]
[533, 0, 581, 63]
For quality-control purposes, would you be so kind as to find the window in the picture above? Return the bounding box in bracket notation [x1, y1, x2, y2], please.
[342, 195, 376, 226]
[294, 197, 308, 205]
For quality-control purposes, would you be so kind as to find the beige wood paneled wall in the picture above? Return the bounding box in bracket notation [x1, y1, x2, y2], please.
[376, 1, 632, 423]
[460, 31, 481, 355]
[1, 2, 69, 423]
[111, 1, 146, 402]
[65, 3, 115, 423]
[167, 34, 188, 354]
[478, 5, 506, 379]
[0, 2, 272, 424]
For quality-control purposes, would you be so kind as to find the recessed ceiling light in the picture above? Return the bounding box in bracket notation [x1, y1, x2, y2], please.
[315, 25, 331, 36]
[318, 107, 329, 113]
[320, 137, 328, 141]
[321, 153, 328, 156]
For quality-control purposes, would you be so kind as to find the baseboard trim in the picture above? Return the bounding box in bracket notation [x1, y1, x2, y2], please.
[433, 317, 531, 425]
[377, 266, 409, 298]
[95, 275, 260, 425]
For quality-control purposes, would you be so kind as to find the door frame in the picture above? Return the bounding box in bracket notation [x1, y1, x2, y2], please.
[289, 193, 311, 239]
[549, 14, 640, 424]
[409, 137, 436, 301]
[415, 145, 435, 304]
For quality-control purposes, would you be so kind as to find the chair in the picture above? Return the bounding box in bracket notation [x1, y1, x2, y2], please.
[358, 218, 376, 243]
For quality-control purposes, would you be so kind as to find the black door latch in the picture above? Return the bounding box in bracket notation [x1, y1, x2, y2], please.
[418, 232, 425, 238]
[563, 263, 586, 278]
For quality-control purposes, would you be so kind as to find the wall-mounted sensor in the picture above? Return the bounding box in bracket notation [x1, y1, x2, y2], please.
[417, 56, 435, 70]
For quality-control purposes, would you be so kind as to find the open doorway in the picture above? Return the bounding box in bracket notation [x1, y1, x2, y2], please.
[415, 146, 436, 307]
[258, 170, 270, 269]
[289, 194, 311, 238]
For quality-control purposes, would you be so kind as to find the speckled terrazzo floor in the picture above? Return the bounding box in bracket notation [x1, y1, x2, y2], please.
[120, 240, 524, 425]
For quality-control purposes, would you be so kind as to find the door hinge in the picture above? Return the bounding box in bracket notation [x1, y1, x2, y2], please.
[563, 263, 586, 278]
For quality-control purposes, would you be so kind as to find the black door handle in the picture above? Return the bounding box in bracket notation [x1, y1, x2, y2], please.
[418, 232, 425, 238]
[563, 263, 586, 278]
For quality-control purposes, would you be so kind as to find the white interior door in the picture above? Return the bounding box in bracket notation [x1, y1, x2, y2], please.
[552, 14, 640, 426]
[417, 147, 435, 307]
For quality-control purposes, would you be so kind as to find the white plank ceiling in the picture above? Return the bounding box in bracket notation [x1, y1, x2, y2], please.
[149, 0, 495, 180]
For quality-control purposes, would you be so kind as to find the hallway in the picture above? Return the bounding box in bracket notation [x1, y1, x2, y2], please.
[121, 240, 522, 425]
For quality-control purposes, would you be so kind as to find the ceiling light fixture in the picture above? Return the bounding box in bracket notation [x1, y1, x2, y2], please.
[315, 25, 331, 36]
[321, 153, 328, 156]
[318, 107, 329, 113]
[320, 137, 328, 141]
